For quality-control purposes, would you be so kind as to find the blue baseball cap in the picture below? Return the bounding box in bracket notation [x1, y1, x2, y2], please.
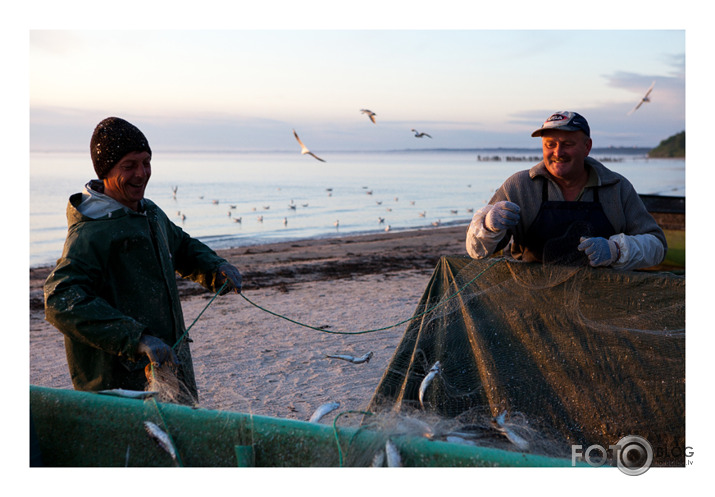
[531, 111, 590, 137]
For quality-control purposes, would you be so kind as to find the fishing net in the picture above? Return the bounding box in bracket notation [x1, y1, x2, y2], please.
[145, 362, 198, 407]
[365, 256, 685, 466]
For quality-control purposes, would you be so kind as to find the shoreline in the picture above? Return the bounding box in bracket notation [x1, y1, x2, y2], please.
[30, 223, 469, 307]
[29, 224, 470, 419]
[29, 220, 472, 272]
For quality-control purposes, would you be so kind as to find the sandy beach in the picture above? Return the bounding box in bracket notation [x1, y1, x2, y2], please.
[29, 224, 469, 421]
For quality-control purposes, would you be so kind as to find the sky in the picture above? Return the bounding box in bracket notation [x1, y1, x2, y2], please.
[28, 28, 686, 152]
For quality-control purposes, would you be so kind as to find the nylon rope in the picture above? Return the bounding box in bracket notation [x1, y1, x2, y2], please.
[332, 410, 373, 467]
[238, 257, 502, 335]
[172, 280, 229, 350]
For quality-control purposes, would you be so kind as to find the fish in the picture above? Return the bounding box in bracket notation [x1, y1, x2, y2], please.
[418, 361, 442, 409]
[98, 389, 159, 400]
[445, 435, 477, 446]
[308, 401, 341, 423]
[385, 439, 402, 467]
[325, 351, 374, 364]
[144, 421, 178, 462]
[492, 410, 530, 451]
[371, 449, 386, 467]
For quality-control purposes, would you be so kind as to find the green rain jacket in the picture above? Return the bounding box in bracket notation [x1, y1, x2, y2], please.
[44, 181, 229, 400]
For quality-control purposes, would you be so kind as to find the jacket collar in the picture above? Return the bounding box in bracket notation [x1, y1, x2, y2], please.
[74, 179, 146, 219]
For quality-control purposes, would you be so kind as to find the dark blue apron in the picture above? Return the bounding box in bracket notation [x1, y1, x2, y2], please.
[524, 178, 616, 264]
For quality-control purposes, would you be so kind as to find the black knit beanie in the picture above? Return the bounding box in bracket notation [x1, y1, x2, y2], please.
[90, 117, 152, 179]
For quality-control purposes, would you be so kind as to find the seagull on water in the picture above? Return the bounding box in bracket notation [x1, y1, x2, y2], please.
[360, 109, 377, 124]
[411, 129, 432, 138]
[293, 129, 326, 162]
[627, 81, 656, 115]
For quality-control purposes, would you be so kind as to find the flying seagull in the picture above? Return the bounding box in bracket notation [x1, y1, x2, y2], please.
[360, 109, 377, 124]
[411, 129, 432, 138]
[627, 81, 656, 115]
[292, 129, 326, 162]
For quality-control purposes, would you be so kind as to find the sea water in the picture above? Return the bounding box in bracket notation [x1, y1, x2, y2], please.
[29, 149, 685, 268]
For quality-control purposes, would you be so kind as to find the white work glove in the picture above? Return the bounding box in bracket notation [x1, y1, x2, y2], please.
[484, 201, 520, 232]
[578, 236, 619, 267]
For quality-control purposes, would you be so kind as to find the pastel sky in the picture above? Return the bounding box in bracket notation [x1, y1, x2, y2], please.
[29, 28, 685, 152]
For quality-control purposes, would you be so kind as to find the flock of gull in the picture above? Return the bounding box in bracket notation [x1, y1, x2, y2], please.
[172, 108, 470, 233]
[174, 182, 476, 234]
[172, 83, 656, 235]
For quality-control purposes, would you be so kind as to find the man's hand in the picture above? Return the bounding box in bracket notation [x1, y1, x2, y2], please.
[137, 334, 179, 367]
[578, 236, 619, 267]
[484, 201, 521, 232]
[216, 263, 242, 294]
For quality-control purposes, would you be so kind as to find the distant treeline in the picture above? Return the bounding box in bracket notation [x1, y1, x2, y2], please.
[648, 131, 685, 158]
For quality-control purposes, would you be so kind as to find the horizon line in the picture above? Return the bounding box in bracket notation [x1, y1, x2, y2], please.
[29, 145, 656, 155]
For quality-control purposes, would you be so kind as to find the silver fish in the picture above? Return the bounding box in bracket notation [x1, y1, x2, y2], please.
[308, 401, 341, 423]
[144, 421, 178, 462]
[385, 439, 402, 467]
[371, 449, 386, 467]
[445, 435, 477, 446]
[418, 361, 442, 409]
[325, 351, 374, 364]
[492, 410, 530, 451]
[98, 389, 158, 399]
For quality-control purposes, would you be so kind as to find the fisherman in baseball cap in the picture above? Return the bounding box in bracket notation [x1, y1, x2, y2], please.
[531, 111, 590, 138]
[466, 109, 667, 271]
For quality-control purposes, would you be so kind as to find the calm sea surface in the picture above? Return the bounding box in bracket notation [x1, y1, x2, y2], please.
[29, 149, 685, 268]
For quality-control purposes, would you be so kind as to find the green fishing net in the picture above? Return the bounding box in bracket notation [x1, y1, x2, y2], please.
[367, 256, 685, 466]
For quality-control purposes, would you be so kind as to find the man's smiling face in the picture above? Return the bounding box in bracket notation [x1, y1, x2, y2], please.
[103, 150, 152, 211]
[541, 129, 592, 183]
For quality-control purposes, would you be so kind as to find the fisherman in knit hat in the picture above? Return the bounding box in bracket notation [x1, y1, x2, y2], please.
[44, 117, 242, 405]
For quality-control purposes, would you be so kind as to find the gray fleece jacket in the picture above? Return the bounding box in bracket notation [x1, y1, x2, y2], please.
[466, 157, 667, 270]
